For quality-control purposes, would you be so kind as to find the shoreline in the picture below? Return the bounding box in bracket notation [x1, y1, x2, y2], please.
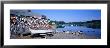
[10, 32, 100, 39]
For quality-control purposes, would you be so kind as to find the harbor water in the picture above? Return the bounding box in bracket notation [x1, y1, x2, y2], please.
[56, 26, 101, 38]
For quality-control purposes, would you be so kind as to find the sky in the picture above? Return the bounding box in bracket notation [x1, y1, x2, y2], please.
[31, 10, 101, 23]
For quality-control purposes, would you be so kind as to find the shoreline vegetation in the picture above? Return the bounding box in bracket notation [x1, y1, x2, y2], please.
[49, 20, 101, 29]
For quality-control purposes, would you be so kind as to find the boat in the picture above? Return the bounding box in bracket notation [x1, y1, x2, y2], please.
[56, 25, 65, 28]
[29, 28, 54, 34]
[71, 25, 73, 26]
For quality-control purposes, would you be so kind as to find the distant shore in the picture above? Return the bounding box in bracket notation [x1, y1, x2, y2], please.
[10, 32, 100, 39]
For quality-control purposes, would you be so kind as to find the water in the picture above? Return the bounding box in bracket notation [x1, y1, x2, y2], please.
[56, 26, 101, 38]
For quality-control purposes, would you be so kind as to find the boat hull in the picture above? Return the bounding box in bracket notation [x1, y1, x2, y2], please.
[30, 29, 54, 34]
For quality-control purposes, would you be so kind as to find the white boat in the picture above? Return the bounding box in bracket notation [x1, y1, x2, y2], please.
[29, 28, 54, 34]
[66, 31, 70, 33]
[71, 25, 73, 26]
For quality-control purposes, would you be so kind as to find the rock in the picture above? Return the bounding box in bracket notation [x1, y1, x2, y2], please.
[79, 32, 83, 35]
[22, 32, 31, 36]
[71, 32, 76, 35]
[76, 32, 80, 36]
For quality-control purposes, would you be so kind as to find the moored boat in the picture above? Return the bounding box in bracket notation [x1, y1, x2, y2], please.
[29, 28, 54, 34]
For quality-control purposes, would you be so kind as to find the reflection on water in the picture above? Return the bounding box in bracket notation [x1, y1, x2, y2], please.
[56, 26, 101, 38]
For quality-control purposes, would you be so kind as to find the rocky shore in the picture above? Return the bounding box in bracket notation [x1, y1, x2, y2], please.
[10, 32, 99, 39]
